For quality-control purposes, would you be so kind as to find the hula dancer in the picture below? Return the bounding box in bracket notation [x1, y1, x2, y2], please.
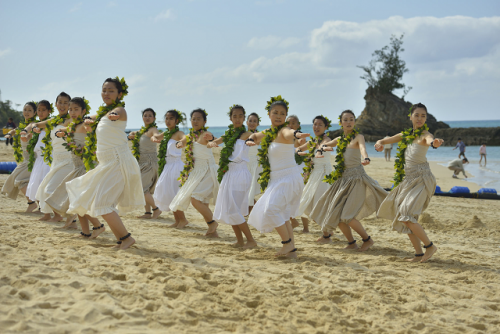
[26, 100, 53, 220]
[2, 102, 38, 212]
[309, 110, 387, 250]
[286, 114, 306, 229]
[128, 108, 161, 219]
[151, 110, 188, 228]
[294, 115, 333, 233]
[246, 96, 310, 258]
[47, 97, 104, 238]
[66, 77, 144, 249]
[376, 103, 443, 263]
[211, 105, 257, 248]
[246, 112, 261, 213]
[169, 109, 220, 237]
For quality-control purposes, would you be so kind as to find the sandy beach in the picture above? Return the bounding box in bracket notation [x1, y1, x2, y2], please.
[0, 144, 499, 333]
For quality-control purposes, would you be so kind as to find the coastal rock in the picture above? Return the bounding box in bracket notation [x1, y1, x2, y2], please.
[434, 127, 500, 146]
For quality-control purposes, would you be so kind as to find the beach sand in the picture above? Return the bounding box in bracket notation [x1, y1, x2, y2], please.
[1, 144, 499, 333]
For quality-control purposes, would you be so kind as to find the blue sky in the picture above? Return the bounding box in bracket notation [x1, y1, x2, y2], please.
[1, 0, 499, 128]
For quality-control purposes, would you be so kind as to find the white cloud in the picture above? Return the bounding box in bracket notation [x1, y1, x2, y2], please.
[69, 2, 82, 13]
[107, 1, 117, 7]
[154, 9, 174, 22]
[247, 35, 301, 49]
[0, 48, 12, 58]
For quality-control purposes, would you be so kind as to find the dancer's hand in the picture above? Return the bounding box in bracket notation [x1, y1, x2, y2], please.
[245, 139, 256, 146]
[296, 132, 310, 139]
[207, 141, 218, 148]
[20, 132, 28, 142]
[322, 146, 333, 152]
[361, 158, 370, 166]
[127, 133, 135, 140]
[433, 138, 444, 148]
[33, 126, 41, 134]
[297, 151, 308, 156]
[374, 141, 384, 152]
[151, 134, 162, 143]
[203, 132, 213, 141]
[175, 141, 183, 149]
[108, 112, 120, 121]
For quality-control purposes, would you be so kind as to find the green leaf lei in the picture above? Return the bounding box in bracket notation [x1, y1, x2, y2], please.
[62, 98, 92, 159]
[178, 127, 207, 186]
[41, 113, 69, 166]
[302, 115, 332, 184]
[27, 116, 52, 172]
[13, 115, 38, 164]
[217, 124, 246, 183]
[157, 125, 180, 176]
[131, 122, 157, 161]
[323, 128, 359, 185]
[257, 122, 288, 192]
[392, 123, 429, 187]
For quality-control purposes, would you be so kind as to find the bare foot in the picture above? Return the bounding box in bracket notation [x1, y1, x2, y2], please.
[206, 231, 219, 238]
[344, 242, 358, 250]
[151, 208, 162, 219]
[26, 202, 38, 213]
[64, 221, 78, 230]
[421, 244, 437, 263]
[137, 213, 152, 219]
[243, 240, 258, 249]
[168, 221, 179, 228]
[205, 221, 218, 236]
[176, 219, 189, 229]
[33, 209, 43, 215]
[316, 235, 332, 244]
[301, 229, 310, 234]
[39, 214, 51, 221]
[232, 241, 245, 248]
[358, 237, 374, 252]
[285, 249, 298, 258]
[48, 214, 63, 222]
[405, 256, 422, 262]
[90, 225, 106, 239]
[119, 237, 136, 250]
[275, 243, 295, 257]
[291, 219, 299, 229]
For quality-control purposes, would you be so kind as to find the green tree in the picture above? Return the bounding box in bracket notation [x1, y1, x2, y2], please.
[357, 34, 412, 99]
[0, 90, 23, 130]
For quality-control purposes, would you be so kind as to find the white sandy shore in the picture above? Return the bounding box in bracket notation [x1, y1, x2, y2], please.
[0, 145, 499, 333]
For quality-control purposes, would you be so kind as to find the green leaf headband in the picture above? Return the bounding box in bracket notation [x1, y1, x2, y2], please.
[338, 115, 342, 126]
[265, 95, 289, 112]
[48, 102, 55, 114]
[227, 104, 244, 116]
[321, 115, 332, 129]
[115, 76, 129, 98]
[173, 109, 186, 124]
[82, 97, 91, 115]
[200, 108, 208, 117]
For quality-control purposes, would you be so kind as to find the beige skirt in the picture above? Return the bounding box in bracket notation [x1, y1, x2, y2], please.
[45, 155, 86, 217]
[139, 153, 158, 194]
[310, 165, 388, 231]
[377, 162, 436, 234]
[1, 161, 30, 200]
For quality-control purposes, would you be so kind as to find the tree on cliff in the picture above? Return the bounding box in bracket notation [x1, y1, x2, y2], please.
[357, 34, 412, 99]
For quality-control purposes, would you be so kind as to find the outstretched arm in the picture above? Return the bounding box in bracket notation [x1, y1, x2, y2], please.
[358, 135, 370, 165]
[375, 133, 402, 152]
[151, 132, 165, 143]
[245, 131, 266, 146]
[175, 135, 187, 149]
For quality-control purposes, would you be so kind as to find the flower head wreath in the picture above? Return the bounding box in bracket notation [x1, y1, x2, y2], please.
[265, 95, 289, 113]
[227, 104, 245, 117]
[320, 115, 332, 129]
[82, 97, 92, 115]
[116, 77, 129, 99]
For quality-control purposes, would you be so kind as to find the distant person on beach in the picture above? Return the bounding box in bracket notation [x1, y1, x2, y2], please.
[479, 144, 487, 166]
[453, 138, 466, 158]
[448, 158, 468, 179]
[4, 117, 16, 146]
[383, 133, 393, 161]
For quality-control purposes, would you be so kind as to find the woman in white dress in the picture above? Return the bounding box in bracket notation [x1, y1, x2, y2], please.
[66, 77, 144, 249]
[246, 112, 261, 213]
[210, 105, 257, 248]
[48, 97, 105, 238]
[1, 102, 37, 213]
[294, 115, 332, 234]
[151, 109, 188, 228]
[246, 97, 309, 257]
[127, 108, 161, 219]
[169, 109, 220, 237]
[286, 114, 306, 229]
[26, 101, 52, 220]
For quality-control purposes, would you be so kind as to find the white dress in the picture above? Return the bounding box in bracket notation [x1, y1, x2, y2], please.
[169, 142, 219, 212]
[297, 150, 332, 217]
[153, 139, 184, 212]
[66, 117, 145, 217]
[26, 130, 51, 202]
[247, 142, 304, 233]
[36, 125, 73, 214]
[247, 144, 262, 206]
[214, 139, 251, 225]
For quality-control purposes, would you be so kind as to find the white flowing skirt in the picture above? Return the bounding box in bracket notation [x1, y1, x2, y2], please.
[36, 151, 73, 214]
[67, 144, 145, 217]
[296, 164, 331, 217]
[247, 166, 304, 233]
[247, 157, 262, 206]
[153, 156, 184, 212]
[214, 162, 251, 225]
[169, 159, 219, 212]
[26, 154, 50, 202]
